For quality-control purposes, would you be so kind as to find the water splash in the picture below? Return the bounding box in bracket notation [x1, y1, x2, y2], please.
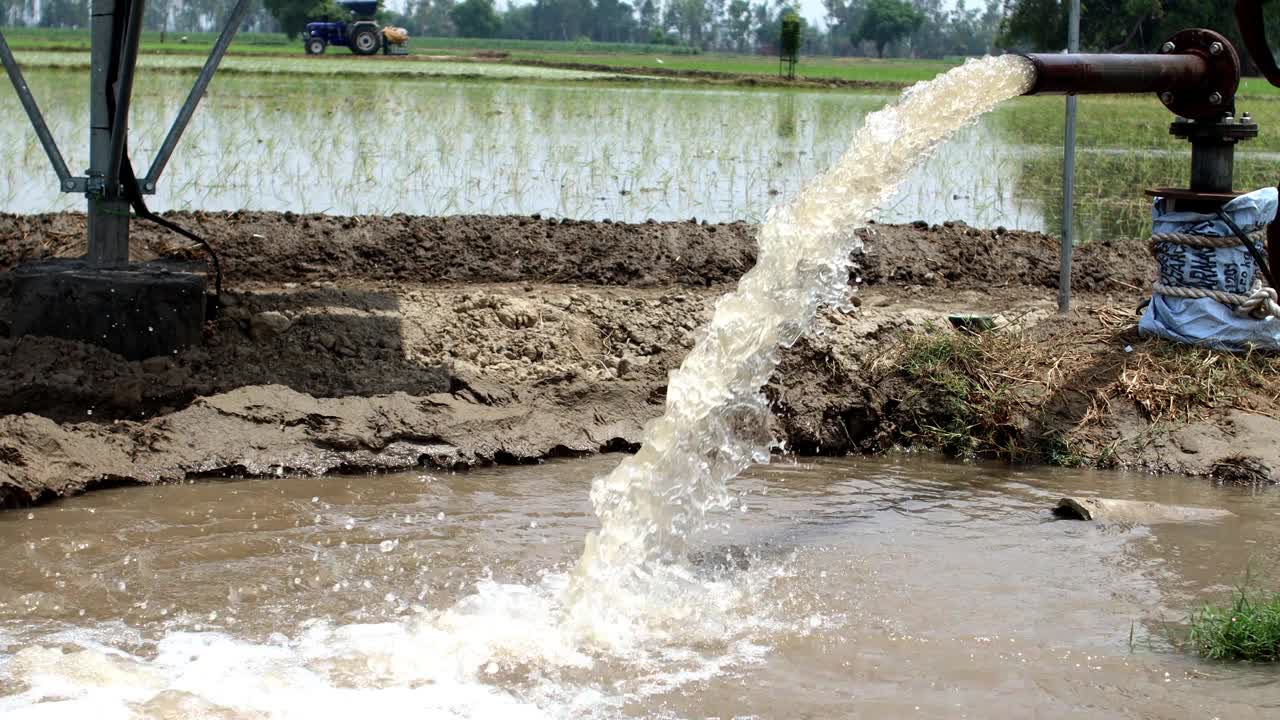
[0, 56, 1036, 718]
[570, 54, 1034, 603]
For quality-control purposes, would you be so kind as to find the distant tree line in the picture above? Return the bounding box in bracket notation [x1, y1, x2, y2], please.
[1, 0, 279, 34]
[383, 0, 1006, 57]
[1, 0, 1263, 59]
[997, 0, 1279, 54]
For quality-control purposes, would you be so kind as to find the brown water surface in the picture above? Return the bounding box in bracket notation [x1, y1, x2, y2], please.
[0, 455, 1277, 718]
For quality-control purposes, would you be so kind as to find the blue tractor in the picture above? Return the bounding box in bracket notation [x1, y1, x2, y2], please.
[303, 1, 385, 56]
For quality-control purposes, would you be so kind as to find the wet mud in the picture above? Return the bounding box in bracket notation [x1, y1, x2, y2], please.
[1, 212, 1270, 506]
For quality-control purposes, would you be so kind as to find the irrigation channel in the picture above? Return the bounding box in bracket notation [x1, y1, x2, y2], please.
[2, 55, 1279, 717]
[2, 457, 1279, 717]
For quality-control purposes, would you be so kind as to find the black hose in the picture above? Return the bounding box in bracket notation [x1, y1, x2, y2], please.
[122, 158, 223, 316]
[1216, 208, 1277, 290]
[104, 0, 222, 317]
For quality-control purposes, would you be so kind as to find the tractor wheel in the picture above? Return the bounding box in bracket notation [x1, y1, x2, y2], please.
[305, 38, 326, 55]
[351, 27, 379, 55]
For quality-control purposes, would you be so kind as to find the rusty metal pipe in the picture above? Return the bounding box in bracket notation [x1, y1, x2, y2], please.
[1016, 29, 1241, 121]
[1019, 53, 1209, 96]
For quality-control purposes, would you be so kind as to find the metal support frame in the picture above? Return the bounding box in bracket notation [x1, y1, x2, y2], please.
[1, 0, 247, 195]
[1, 0, 248, 266]
[0, 28, 82, 193]
[106, 0, 146, 192]
[87, 0, 142, 266]
[144, 0, 251, 193]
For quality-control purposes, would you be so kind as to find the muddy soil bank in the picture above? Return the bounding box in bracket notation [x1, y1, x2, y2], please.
[506, 58, 903, 90]
[0, 212, 1270, 507]
[0, 212, 1146, 291]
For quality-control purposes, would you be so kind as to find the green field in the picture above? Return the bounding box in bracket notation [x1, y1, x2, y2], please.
[0, 26, 697, 57]
[988, 92, 1280, 241]
[1, 26, 298, 54]
[8, 25, 1280, 95]
[0, 26, 965, 87]
[505, 51, 958, 85]
[11, 49, 622, 81]
[998, 93, 1280, 151]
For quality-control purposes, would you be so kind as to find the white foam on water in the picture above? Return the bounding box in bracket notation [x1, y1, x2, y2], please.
[0, 55, 1035, 719]
[0, 564, 797, 719]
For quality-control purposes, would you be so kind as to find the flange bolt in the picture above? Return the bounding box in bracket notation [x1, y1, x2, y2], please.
[1161, 41, 1176, 53]
[1161, 91, 1175, 104]
[1209, 91, 1224, 105]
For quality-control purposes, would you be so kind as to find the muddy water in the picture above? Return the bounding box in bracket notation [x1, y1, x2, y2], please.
[0, 455, 1277, 718]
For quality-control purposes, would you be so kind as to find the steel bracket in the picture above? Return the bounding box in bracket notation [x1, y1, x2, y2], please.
[144, 0, 251, 192]
[0, 27, 76, 192]
[0, 0, 249, 200]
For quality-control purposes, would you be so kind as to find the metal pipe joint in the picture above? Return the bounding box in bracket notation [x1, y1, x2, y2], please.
[1020, 28, 1241, 121]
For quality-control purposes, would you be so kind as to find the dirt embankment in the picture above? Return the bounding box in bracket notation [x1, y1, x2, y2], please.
[505, 58, 904, 90]
[0, 211, 1273, 507]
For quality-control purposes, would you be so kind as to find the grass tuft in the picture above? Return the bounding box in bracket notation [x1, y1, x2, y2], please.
[1117, 343, 1280, 422]
[1036, 431, 1084, 468]
[879, 306, 1280, 468]
[1188, 587, 1280, 662]
[894, 328, 1027, 459]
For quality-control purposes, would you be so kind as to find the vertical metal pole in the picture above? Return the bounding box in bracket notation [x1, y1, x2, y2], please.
[87, 0, 131, 267]
[106, 0, 145, 192]
[1058, 0, 1080, 314]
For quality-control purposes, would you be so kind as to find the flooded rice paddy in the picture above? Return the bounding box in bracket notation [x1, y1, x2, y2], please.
[7, 60, 1280, 243]
[5, 63, 1034, 231]
[0, 455, 1277, 718]
[7, 56, 1280, 242]
[15, 50, 621, 80]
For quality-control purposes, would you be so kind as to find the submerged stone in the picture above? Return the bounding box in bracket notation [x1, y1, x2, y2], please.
[1054, 497, 1235, 524]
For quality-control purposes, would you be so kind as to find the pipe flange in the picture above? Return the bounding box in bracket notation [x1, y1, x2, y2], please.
[1170, 118, 1260, 143]
[1158, 28, 1240, 120]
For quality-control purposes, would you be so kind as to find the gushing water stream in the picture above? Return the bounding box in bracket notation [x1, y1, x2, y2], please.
[0, 57, 1038, 718]
[569, 54, 1035, 607]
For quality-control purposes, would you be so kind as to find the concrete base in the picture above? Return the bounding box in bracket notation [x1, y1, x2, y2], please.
[12, 259, 207, 360]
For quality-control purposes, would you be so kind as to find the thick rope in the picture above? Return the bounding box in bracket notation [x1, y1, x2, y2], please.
[1149, 230, 1265, 250]
[1151, 281, 1280, 319]
[1239, 283, 1280, 319]
[1149, 230, 1280, 319]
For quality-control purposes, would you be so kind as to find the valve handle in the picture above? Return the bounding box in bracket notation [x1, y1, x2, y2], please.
[1237, 0, 1280, 86]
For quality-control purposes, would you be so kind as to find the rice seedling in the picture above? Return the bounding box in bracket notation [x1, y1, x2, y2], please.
[5, 60, 1274, 239]
[11, 49, 621, 81]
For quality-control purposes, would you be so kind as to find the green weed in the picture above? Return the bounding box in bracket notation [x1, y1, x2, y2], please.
[1037, 431, 1084, 468]
[895, 329, 1027, 459]
[1188, 587, 1280, 662]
